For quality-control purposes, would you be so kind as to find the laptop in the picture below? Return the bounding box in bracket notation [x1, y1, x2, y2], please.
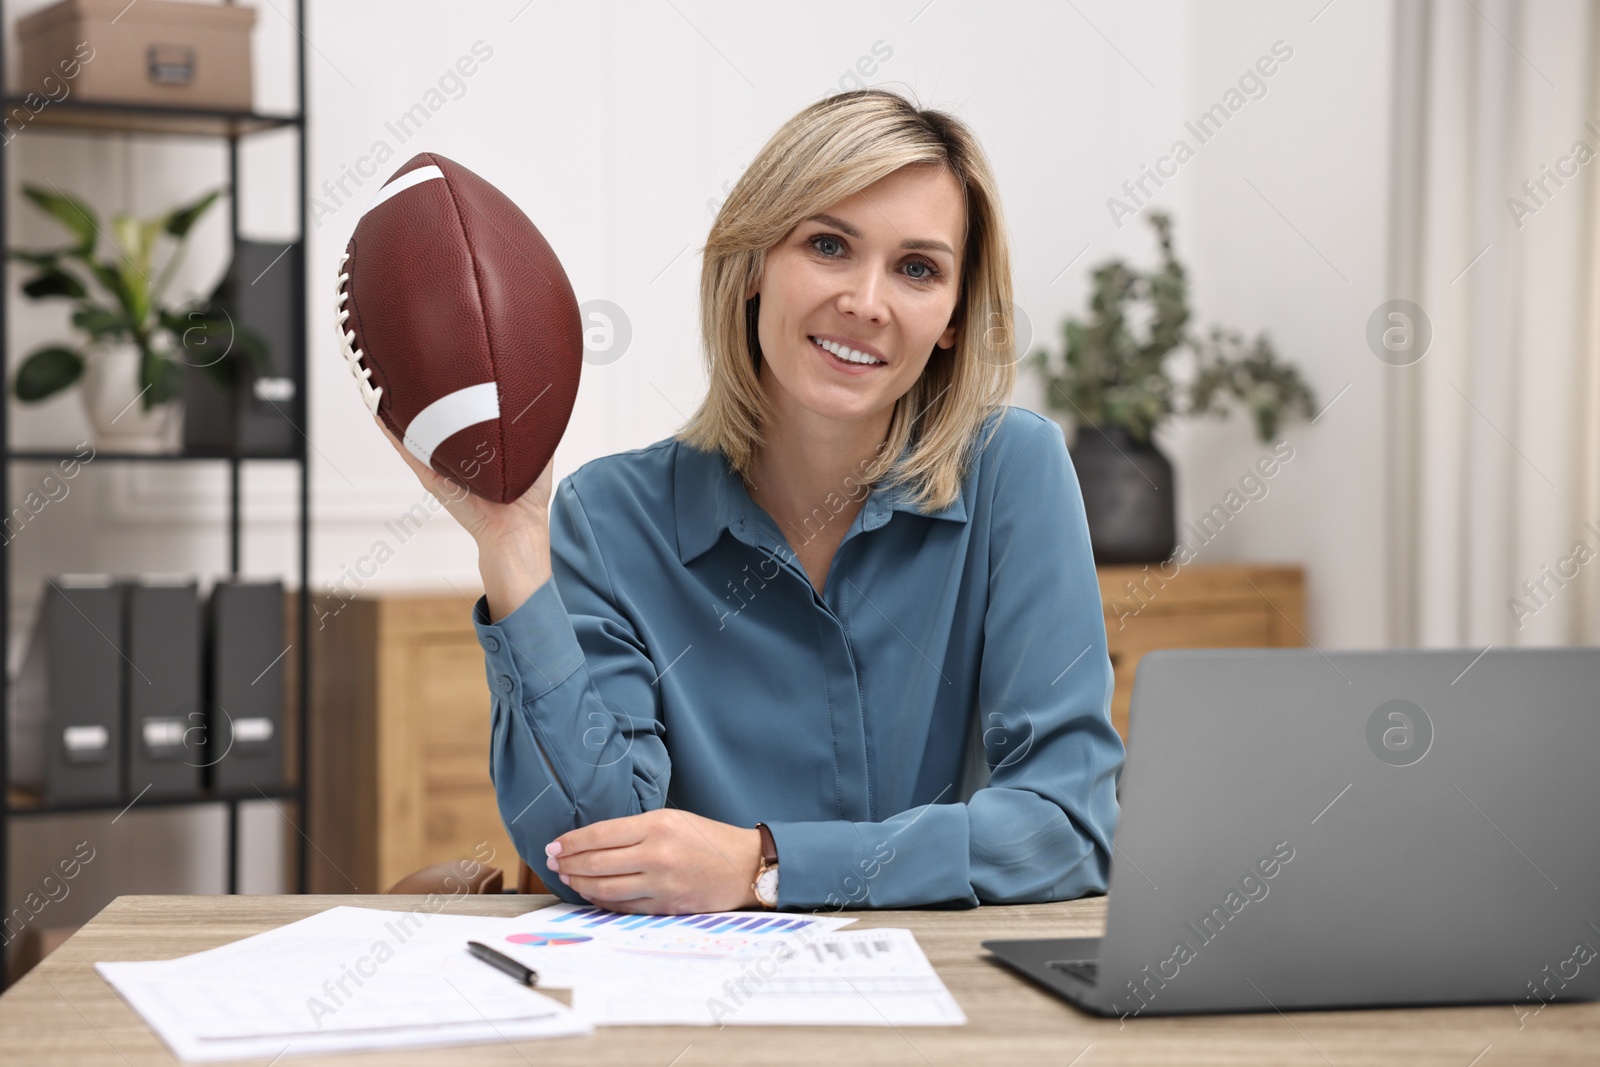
[984, 646, 1600, 1019]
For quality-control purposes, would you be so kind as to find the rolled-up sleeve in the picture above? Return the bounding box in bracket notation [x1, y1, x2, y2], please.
[473, 477, 671, 904]
[765, 416, 1125, 909]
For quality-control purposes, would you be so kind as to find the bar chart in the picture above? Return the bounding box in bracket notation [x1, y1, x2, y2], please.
[544, 905, 832, 936]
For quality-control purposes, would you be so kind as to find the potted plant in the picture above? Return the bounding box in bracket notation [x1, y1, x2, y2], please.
[9, 184, 264, 452]
[1030, 211, 1317, 564]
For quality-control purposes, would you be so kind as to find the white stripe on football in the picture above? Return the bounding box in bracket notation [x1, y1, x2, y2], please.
[364, 164, 444, 215]
[402, 381, 501, 467]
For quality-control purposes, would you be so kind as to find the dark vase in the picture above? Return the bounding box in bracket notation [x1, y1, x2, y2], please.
[1068, 425, 1177, 565]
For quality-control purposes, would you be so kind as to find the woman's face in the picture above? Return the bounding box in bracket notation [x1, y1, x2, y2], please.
[748, 163, 966, 430]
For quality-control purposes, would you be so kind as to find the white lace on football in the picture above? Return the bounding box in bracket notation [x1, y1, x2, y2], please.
[335, 251, 382, 416]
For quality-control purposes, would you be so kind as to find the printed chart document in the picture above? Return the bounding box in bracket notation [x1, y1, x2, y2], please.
[96, 906, 589, 1062]
[493, 903, 966, 1026]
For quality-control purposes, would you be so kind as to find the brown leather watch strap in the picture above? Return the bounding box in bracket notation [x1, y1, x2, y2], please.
[756, 822, 778, 868]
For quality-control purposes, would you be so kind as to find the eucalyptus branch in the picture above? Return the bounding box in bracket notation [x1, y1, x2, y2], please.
[1030, 211, 1316, 445]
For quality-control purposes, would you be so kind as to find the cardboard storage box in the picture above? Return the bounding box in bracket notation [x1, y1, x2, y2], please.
[17, 0, 256, 110]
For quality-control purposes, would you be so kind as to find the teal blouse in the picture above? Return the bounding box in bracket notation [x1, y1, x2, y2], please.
[471, 405, 1124, 910]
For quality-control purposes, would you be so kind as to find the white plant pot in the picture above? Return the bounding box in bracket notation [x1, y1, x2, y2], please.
[79, 343, 181, 453]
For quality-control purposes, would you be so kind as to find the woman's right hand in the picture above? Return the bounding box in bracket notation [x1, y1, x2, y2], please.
[377, 419, 556, 621]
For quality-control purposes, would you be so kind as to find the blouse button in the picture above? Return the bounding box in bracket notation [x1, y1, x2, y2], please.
[481, 635, 500, 653]
[497, 674, 514, 693]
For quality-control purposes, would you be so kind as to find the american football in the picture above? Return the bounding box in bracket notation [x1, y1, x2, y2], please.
[335, 152, 582, 503]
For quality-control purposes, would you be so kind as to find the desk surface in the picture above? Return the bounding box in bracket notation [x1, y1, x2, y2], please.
[0, 894, 1592, 1066]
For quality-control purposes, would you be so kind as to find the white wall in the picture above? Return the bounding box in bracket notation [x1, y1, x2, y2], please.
[305, 0, 1199, 601]
[1165, 0, 1395, 648]
[7, 0, 1399, 912]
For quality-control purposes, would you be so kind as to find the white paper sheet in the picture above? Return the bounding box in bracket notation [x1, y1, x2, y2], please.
[95, 906, 590, 1062]
[493, 902, 858, 990]
[702, 926, 968, 1026]
[493, 905, 963, 1027]
[97, 901, 963, 1053]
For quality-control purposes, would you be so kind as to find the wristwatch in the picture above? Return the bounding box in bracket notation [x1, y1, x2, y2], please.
[753, 822, 780, 909]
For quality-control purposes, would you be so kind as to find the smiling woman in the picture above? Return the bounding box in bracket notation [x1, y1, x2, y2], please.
[389, 88, 1124, 916]
[682, 90, 1018, 519]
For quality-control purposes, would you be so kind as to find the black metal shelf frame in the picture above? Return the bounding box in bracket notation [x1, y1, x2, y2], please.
[0, 95, 298, 136]
[0, 1, 311, 990]
[9, 785, 301, 818]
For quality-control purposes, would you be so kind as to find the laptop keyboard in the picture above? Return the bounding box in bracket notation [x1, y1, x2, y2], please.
[1048, 959, 1099, 985]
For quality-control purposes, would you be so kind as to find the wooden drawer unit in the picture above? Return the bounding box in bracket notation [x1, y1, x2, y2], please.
[307, 593, 516, 893]
[306, 567, 1304, 889]
[1097, 564, 1306, 743]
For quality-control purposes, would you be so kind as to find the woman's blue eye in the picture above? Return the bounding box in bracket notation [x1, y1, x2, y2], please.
[810, 234, 941, 281]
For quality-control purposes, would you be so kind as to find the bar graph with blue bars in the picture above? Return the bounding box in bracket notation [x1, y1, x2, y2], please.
[549, 906, 822, 935]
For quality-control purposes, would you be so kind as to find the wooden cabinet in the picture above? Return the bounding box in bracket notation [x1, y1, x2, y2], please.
[309, 566, 1305, 890]
[1098, 564, 1306, 742]
[307, 593, 516, 894]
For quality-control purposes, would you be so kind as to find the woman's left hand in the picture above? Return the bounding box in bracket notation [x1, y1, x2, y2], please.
[544, 809, 764, 913]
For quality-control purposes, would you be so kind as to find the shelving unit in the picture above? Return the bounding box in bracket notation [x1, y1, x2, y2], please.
[0, 1, 310, 990]
[0, 96, 297, 137]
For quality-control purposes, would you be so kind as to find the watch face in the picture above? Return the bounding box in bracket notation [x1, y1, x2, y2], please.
[755, 867, 779, 906]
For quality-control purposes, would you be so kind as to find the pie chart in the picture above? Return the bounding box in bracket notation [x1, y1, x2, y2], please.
[506, 932, 593, 947]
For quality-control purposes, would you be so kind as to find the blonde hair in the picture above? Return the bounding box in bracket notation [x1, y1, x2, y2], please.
[676, 88, 1017, 512]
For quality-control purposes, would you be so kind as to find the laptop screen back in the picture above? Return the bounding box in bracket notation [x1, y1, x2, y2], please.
[1094, 647, 1600, 1017]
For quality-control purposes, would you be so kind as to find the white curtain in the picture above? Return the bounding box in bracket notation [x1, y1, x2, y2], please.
[1385, 0, 1600, 648]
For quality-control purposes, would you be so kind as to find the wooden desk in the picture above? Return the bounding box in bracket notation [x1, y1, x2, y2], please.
[0, 894, 1590, 1065]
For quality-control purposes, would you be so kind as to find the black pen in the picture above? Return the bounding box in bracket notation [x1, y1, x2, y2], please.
[467, 940, 540, 986]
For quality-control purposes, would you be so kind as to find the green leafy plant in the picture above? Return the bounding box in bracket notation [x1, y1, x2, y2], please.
[1030, 211, 1317, 445]
[10, 184, 267, 410]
